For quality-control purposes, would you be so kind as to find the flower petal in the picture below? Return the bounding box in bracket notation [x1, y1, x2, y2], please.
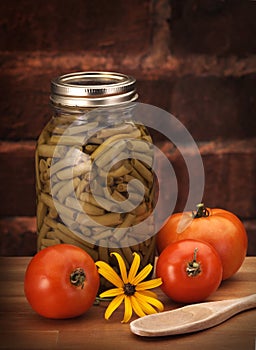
[105, 294, 125, 320]
[95, 261, 123, 288]
[135, 291, 164, 312]
[130, 295, 146, 318]
[122, 296, 133, 323]
[128, 252, 140, 283]
[132, 264, 153, 285]
[111, 252, 128, 283]
[100, 287, 124, 298]
[137, 298, 158, 315]
[135, 289, 158, 299]
[136, 277, 162, 291]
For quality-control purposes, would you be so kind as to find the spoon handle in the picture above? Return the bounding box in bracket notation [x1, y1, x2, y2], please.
[130, 294, 256, 337]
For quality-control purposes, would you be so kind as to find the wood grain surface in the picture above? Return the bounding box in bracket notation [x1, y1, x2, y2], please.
[0, 257, 255, 349]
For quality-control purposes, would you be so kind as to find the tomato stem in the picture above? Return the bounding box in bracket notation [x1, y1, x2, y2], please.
[186, 248, 201, 277]
[70, 268, 86, 289]
[192, 203, 210, 218]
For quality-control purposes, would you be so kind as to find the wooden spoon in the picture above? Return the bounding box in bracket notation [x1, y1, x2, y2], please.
[130, 294, 256, 337]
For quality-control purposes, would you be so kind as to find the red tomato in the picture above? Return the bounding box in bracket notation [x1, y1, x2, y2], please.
[156, 204, 248, 280]
[156, 239, 223, 303]
[24, 244, 100, 319]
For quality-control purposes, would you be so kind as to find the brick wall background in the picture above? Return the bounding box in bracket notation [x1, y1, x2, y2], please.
[0, 0, 255, 256]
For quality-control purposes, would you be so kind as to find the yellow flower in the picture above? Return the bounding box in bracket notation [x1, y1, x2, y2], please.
[95, 252, 164, 323]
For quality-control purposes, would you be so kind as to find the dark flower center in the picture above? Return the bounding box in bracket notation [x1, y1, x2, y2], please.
[124, 282, 136, 296]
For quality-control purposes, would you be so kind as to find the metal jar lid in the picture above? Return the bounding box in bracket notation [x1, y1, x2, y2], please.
[50, 71, 138, 108]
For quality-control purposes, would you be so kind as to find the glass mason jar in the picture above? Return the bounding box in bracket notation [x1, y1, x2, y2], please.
[35, 71, 156, 291]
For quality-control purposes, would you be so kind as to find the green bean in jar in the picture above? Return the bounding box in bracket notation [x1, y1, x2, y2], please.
[35, 71, 156, 292]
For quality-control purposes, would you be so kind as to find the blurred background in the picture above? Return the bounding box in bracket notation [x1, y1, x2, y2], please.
[0, 0, 255, 256]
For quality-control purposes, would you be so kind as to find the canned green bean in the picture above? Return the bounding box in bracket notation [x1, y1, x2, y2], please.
[35, 71, 156, 292]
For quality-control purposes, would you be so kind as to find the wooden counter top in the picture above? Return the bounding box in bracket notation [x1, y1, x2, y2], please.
[0, 256, 255, 349]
